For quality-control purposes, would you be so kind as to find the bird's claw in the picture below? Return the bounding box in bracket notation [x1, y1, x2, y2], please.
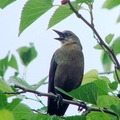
[78, 101, 86, 112]
[55, 94, 63, 109]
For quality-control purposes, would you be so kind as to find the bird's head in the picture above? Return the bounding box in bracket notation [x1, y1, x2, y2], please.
[53, 29, 82, 49]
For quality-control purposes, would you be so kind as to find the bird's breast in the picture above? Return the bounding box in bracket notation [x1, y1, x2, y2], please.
[54, 43, 84, 92]
[56, 44, 83, 65]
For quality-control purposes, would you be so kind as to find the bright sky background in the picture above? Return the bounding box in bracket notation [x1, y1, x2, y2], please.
[0, 0, 120, 116]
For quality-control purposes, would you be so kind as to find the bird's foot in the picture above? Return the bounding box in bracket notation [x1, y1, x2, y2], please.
[78, 101, 86, 112]
[54, 94, 63, 109]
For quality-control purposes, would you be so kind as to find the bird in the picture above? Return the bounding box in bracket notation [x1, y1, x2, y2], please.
[47, 29, 84, 116]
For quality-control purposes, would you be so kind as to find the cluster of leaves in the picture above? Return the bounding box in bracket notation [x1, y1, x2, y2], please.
[1, 0, 120, 35]
[0, 0, 120, 120]
[0, 43, 48, 119]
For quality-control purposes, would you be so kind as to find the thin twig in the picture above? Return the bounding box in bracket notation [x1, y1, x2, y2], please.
[99, 71, 114, 75]
[115, 66, 120, 83]
[83, 107, 117, 117]
[88, 3, 94, 27]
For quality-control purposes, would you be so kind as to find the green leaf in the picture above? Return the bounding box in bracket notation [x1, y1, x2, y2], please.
[93, 80, 108, 95]
[117, 14, 120, 23]
[86, 112, 117, 120]
[47, 116, 62, 120]
[101, 51, 112, 71]
[82, 69, 99, 85]
[0, 53, 9, 77]
[32, 76, 48, 90]
[12, 103, 33, 120]
[105, 34, 114, 45]
[8, 55, 18, 71]
[109, 81, 118, 90]
[97, 95, 120, 109]
[76, 0, 93, 4]
[37, 106, 47, 114]
[6, 98, 21, 110]
[99, 76, 111, 84]
[55, 86, 71, 98]
[8, 76, 31, 89]
[111, 37, 120, 55]
[113, 69, 120, 82]
[13, 103, 60, 120]
[69, 82, 98, 105]
[19, 0, 53, 35]
[17, 43, 37, 66]
[111, 105, 120, 117]
[0, 78, 13, 93]
[0, 90, 21, 110]
[0, 109, 15, 120]
[0, 0, 16, 9]
[93, 44, 103, 50]
[0, 90, 8, 109]
[101, 37, 120, 72]
[48, 2, 78, 29]
[65, 115, 86, 120]
[102, 0, 120, 9]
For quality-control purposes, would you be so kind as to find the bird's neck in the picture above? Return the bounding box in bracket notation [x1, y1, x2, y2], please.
[61, 41, 77, 46]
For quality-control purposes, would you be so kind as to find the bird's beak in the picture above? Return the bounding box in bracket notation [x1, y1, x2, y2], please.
[53, 29, 65, 40]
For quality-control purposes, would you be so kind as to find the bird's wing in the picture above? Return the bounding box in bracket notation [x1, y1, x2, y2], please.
[47, 52, 58, 115]
[47, 51, 72, 116]
[48, 52, 57, 94]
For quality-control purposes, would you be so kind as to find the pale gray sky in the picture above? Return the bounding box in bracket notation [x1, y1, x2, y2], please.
[0, 0, 120, 116]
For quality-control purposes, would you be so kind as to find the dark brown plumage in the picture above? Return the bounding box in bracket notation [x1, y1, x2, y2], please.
[47, 30, 84, 116]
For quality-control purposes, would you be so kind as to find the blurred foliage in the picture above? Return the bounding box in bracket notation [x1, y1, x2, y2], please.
[0, 0, 120, 120]
[0, 0, 16, 9]
[17, 43, 37, 66]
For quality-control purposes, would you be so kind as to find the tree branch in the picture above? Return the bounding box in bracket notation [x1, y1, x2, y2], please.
[4, 85, 118, 117]
[99, 71, 114, 75]
[115, 66, 120, 83]
[68, 1, 120, 83]
[83, 107, 118, 117]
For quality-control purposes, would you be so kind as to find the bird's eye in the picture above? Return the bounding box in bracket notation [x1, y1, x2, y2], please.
[65, 32, 71, 36]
